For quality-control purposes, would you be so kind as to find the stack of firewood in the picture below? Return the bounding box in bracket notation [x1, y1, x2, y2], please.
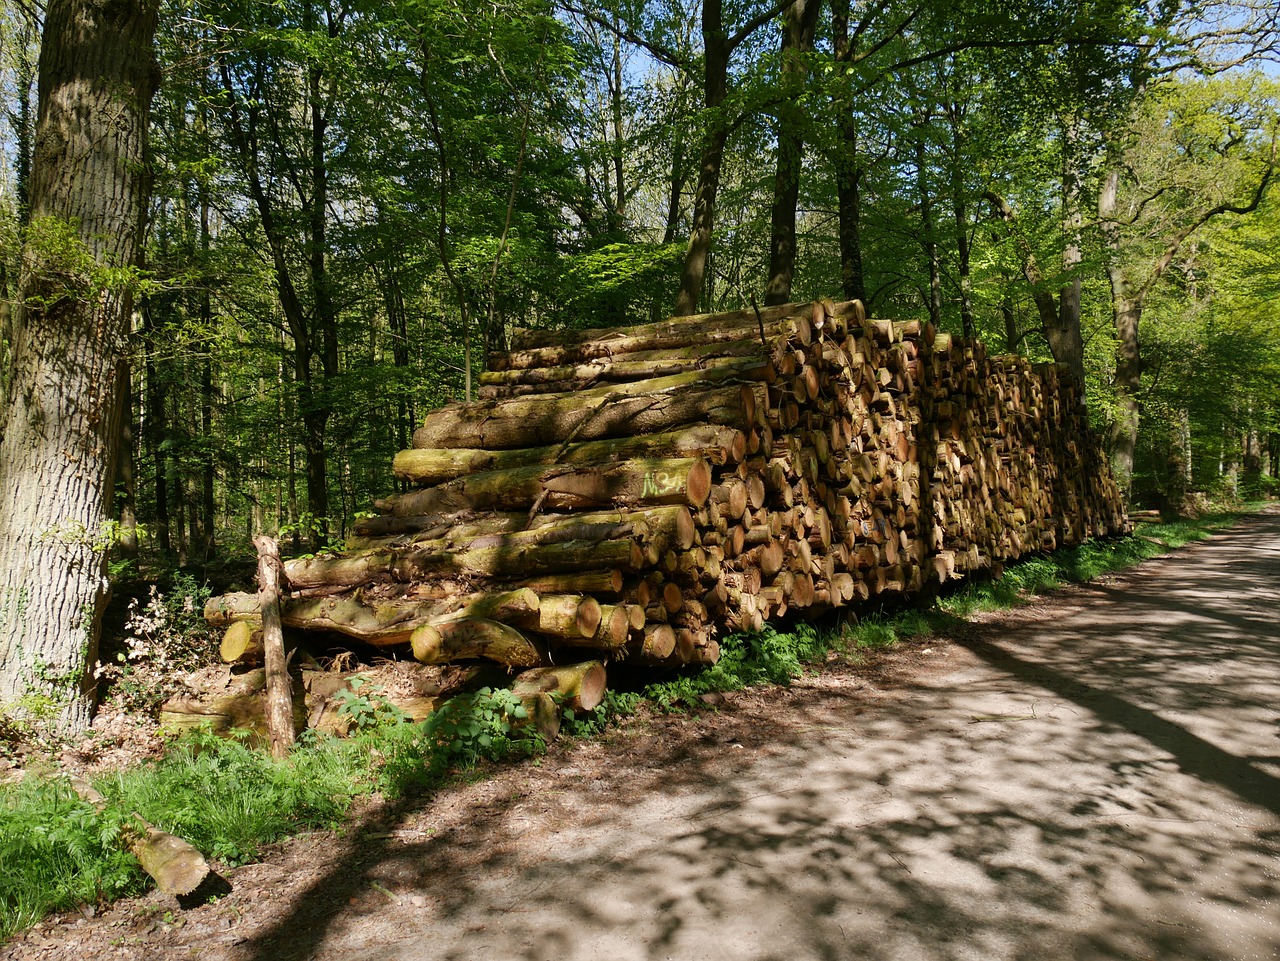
[204, 299, 1127, 672]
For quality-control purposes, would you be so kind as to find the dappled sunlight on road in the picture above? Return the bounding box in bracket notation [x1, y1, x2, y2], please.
[236, 511, 1280, 961]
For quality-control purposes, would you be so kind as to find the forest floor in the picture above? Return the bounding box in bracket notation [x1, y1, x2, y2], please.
[4, 509, 1280, 961]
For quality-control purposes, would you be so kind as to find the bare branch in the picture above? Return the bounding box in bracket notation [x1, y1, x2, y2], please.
[728, 0, 798, 52]
[1137, 140, 1278, 301]
[558, 2, 691, 71]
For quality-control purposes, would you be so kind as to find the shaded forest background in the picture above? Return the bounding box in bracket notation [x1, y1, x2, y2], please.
[2, 0, 1279, 569]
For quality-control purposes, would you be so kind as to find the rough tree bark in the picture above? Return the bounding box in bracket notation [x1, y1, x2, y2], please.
[0, 0, 160, 731]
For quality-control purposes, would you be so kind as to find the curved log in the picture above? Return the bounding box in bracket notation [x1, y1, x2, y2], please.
[410, 618, 542, 667]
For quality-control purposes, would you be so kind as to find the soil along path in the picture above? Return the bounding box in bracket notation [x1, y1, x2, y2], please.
[7, 511, 1280, 961]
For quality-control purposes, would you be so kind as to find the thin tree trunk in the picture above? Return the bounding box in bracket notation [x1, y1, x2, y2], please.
[12, 15, 36, 219]
[673, 0, 730, 316]
[914, 134, 941, 328]
[199, 194, 215, 561]
[305, 6, 338, 548]
[0, 0, 160, 731]
[142, 303, 172, 556]
[764, 0, 820, 306]
[829, 0, 865, 304]
[610, 23, 626, 230]
[116, 363, 139, 559]
[945, 95, 974, 339]
[662, 131, 686, 245]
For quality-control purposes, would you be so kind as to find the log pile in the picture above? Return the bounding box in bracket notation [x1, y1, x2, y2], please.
[205, 299, 1127, 672]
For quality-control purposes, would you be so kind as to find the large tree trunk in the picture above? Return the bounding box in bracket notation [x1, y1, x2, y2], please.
[0, 0, 159, 732]
[1109, 290, 1142, 494]
[1050, 115, 1087, 388]
[1100, 166, 1140, 494]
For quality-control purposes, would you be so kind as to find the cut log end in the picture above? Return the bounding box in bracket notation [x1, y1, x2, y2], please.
[220, 620, 262, 664]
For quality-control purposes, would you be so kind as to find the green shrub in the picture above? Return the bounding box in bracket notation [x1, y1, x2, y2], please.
[419, 687, 543, 777]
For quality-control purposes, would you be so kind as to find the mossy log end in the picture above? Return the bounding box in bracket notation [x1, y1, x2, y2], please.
[511, 660, 607, 712]
[515, 691, 561, 742]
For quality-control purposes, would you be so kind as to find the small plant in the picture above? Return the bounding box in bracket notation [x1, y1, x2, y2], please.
[420, 687, 541, 775]
[0, 778, 143, 940]
[331, 678, 410, 732]
[279, 512, 340, 557]
[94, 575, 219, 712]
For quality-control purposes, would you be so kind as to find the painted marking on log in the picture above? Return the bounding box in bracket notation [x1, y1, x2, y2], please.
[641, 470, 682, 498]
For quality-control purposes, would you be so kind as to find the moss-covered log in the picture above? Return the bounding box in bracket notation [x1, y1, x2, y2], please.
[392, 425, 745, 486]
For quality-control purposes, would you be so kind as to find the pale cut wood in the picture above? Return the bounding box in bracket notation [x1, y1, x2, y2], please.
[253, 535, 295, 760]
[131, 817, 212, 898]
[220, 619, 262, 664]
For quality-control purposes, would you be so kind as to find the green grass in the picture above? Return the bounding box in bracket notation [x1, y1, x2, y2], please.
[0, 725, 436, 940]
[0, 505, 1260, 940]
[0, 776, 144, 938]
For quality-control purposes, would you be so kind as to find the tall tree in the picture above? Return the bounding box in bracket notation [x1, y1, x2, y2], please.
[0, 0, 160, 730]
[1099, 73, 1279, 489]
[672, 0, 797, 315]
[763, 0, 820, 305]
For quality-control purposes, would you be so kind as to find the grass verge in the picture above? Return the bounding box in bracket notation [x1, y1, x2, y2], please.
[0, 505, 1261, 940]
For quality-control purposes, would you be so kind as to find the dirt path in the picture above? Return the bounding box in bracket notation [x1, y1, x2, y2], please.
[6, 511, 1280, 961]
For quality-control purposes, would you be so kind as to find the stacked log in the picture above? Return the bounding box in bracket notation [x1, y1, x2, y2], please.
[205, 299, 1127, 673]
